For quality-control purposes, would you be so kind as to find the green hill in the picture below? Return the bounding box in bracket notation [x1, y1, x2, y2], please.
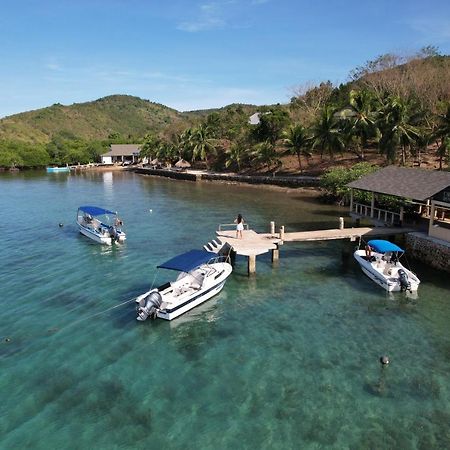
[0, 95, 190, 144]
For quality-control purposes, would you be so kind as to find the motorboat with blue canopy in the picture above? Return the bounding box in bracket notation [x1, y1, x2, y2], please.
[136, 249, 232, 321]
[76, 205, 126, 245]
[157, 250, 216, 272]
[79, 206, 116, 216]
[354, 239, 420, 292]
[367, 240, 404, 254]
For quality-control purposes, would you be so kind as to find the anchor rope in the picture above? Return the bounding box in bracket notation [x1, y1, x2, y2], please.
[60, 297, 136, 330]
[0, 297, 137, 361]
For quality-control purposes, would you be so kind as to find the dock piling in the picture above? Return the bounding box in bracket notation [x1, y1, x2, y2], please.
[272, 246, 279, 263]
[248, 255, 256, 275]
[270, 221, 275, 234]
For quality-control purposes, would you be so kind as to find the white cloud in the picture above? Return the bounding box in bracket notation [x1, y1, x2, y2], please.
[177, 2, 227, 32]
[44, 58, 63, 71]
[177, 0, 269, 33]
[405, 16, 450, 44]
[177, 16, 225, 32]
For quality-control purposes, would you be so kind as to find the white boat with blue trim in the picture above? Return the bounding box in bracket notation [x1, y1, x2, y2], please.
[76, 206, 126, 245]
[136, 249, 232, 321]
[354, 240, 420, 292]
[47, 166, 70, 173]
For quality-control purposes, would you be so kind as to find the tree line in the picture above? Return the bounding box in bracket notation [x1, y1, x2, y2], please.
[1, 48, 449, 171]
[140, 50, 450, 173]
[0, 132, 132, 169]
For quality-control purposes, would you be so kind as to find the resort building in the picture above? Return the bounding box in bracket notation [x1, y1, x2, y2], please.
[248, 113, 261, 125]
[101, 144, 141, 165]
[347, 166, 450, 271]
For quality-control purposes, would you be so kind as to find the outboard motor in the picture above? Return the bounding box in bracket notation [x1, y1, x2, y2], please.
[398, 269, 411, 292]
[136, 290, 162, 321]
[109, 226, 119, 242]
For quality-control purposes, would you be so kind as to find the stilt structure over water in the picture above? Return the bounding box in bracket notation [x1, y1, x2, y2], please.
[211, 221, 414, 275]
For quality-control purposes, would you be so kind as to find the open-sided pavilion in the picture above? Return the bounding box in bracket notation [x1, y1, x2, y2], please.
[347, 166, 450, 243]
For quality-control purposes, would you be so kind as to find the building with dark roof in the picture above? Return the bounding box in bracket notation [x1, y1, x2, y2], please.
[347, 166, 450, 202]
[347, 166, 450, 243]
[101, 144, 141, 165]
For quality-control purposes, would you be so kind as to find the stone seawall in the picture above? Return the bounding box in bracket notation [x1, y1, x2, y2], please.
[132, 168, 320, 188]
[406, 232, 450, 273]
[133, 168, 198, 181]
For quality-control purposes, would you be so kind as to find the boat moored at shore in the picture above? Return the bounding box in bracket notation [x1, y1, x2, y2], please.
[354, 239, 420, 292]
[76, 206, 126, 245]
[47, 166, 70, 173]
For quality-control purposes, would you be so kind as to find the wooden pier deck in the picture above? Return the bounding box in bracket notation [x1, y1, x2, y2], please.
[283, 226, 415, 242]
[216, 230, 282, 255]
[216, 225, 414, 275]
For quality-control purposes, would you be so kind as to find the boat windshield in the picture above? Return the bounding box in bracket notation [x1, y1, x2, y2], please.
[77, 206, 121, 228]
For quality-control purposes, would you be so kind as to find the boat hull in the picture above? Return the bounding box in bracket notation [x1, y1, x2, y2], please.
[157, 279, 226, 320]
[136, 262, 232, 321]
[354, 250, 420, 292]
[77, 223, 125, 245]
[47, 167, 70, 173]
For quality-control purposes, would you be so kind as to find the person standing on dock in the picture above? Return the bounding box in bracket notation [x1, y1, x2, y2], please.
[235, 214, 245, 239]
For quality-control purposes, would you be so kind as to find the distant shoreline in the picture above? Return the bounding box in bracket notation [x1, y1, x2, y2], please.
[131, 166, 321, 194]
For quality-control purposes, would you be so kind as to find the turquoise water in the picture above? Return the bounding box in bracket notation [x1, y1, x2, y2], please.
[1, 170, 449, 449]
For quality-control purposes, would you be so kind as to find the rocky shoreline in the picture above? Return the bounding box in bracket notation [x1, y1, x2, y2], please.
[131, 167, 320, 190]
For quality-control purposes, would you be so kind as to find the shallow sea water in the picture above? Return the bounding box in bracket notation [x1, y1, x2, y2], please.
[0, 170, 449, 449]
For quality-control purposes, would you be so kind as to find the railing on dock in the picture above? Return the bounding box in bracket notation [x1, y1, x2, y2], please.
[218, 223, 250, 231]
[351, 202, 401, 225]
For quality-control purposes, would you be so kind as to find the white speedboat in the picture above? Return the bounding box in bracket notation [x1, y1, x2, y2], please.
[136, 249, 233, 321]
[354, 239, 420, 292]
[76, 206, 126, 245]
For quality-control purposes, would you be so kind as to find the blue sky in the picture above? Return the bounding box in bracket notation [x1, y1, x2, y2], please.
[1, 0, 449, 118]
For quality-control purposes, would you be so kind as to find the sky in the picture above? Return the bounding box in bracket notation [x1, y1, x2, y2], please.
[0, 0, 449, 118]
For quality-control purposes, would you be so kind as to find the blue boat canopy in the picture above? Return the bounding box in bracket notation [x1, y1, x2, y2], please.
[78, 206, 116, 216]
[158, 250, 215, 272]
[368, 240, 404, 254]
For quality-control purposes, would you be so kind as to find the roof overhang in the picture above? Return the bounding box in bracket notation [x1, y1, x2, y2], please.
[347, 166, 450, 201]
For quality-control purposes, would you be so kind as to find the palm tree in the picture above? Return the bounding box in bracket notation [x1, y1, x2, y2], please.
[140, 134, 161, 160]
[338, 89, 378, 160]
[179, 128, 194, 162]
[433, 104, 450, 170]
[437, 137, 450, 170]
[282, 124, 311, 173]
[377, 96, 421, 165]
[190, 124, 216, 168]
[156, 141, 177, 165]
[251, 141, 281, 176]
[225, 142, 248, 172]
[310, 106, 344, 160]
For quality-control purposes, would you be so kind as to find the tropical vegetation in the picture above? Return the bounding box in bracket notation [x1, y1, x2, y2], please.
[1, 48, 449, 172]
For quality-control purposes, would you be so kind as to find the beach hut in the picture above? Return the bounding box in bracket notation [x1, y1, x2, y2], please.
[174, 159, 191, 170]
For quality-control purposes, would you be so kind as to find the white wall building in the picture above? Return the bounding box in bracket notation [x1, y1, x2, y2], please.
[101, 144, 141, 165]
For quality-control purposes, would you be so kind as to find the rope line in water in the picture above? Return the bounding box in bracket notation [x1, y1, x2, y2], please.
[0, 297, 137, 360]
[58, 297, 136, 331]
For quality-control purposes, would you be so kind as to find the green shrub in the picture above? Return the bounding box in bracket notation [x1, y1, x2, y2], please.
[320, 162, 378, 203]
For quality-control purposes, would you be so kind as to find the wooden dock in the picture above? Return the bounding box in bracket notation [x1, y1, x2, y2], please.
[283, 226, 415, 242]
[215, 225, 414, 275]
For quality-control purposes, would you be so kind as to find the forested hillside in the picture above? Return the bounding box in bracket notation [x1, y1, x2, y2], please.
[0, 95, 187, 144]
[0, 49, 449, 171]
